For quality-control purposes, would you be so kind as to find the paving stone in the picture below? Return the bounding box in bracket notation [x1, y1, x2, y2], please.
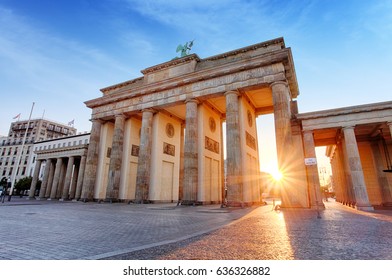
[1, 197, 392, 260]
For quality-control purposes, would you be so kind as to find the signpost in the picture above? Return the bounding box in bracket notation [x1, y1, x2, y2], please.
[305, 157, 321, 219]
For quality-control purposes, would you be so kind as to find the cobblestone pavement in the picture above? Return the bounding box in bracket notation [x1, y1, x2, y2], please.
[1, 197, 392, 260]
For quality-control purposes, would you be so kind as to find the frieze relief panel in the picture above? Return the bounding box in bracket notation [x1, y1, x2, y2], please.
[163, 142, 175, 156]
[246, 131, 256, 150]
[131, 145, 139, 157]
[205, 136, 220, 154]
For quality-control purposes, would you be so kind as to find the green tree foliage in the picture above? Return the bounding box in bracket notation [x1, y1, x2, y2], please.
[15, 176, 32, 192]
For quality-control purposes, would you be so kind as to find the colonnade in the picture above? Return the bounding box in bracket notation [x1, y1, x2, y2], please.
[79, 81, 299, 206]
[325, 122, 392, 210]
[29, 153, 87, 201]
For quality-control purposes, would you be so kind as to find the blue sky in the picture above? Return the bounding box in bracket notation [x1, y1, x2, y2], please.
[1, 0, 392, 172]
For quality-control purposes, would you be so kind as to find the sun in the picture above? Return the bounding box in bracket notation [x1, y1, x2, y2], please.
[271, 170, 283, 182]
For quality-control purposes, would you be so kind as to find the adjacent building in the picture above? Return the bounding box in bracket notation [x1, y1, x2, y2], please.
[28, 133, 90, 200]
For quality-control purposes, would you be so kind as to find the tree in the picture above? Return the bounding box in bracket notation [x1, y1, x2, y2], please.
[14, 176, 34, 196]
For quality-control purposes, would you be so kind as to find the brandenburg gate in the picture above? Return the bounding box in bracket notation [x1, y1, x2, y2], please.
[27, 37, 392, 209]
[79, 37, 313, 208]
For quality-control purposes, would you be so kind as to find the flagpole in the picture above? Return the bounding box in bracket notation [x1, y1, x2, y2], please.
[8, 102, 35, 201]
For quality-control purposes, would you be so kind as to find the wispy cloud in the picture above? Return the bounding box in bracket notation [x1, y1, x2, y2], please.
[0, 6, 134, 133]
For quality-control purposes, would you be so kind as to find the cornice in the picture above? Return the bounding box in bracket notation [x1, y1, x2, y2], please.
[296, 101, 392, 120]
[202, 37, 285, 61]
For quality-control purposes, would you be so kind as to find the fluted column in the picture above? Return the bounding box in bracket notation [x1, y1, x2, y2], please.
[303, 130, 324, 209]
[388, 122, 392, 139]
[271, 81, 292, 174]
[49, 158, 63, 200]
[182, 99, 199, 205]
[225, 91, 243, 207]
[106, 114, 125, 202]
[343, 126, 373, 211]
[371, 140, 392, 205]
[61, 156, 75, 200]
[39, 158, 52, 199]
[74, 154, 87, 200]
[68, 159, 79, 199]
[28, 159, 42, 199]
[45, 161, 55, 198]
[178, 123, 185, 204]
[135, 109, 155, 203]
[81, 119, 102, 201]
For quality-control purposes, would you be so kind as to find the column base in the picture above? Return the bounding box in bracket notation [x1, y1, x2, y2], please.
[26, 197, 36, 200]
[180, 200, 202, 206]
[100, 198, 120, 203]
[133, 199, 152, 204]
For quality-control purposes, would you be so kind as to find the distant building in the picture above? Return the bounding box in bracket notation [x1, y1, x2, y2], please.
[0, 118, 77, 182]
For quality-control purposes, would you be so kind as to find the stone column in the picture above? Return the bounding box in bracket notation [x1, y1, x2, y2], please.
[182, 99, 199, 205]
[49, 158, 63, 200]
[135, 109, 155, 203]
[106, 114, 125, 202]
[81, 119, 102, 201]
[39, 158, 52, 199]
[178, 123, 185, 204]
[56, 160, 67, 198]
[28, 159, 42, 199]
[45, 160, 55, 198]
[225, 91, 243, 207]
[68, 159, 79, 199]
[371, 140, 392, 206]
[271, 81, 292, 174]
[220, 118, 226, 205]
[61, 156, 75, 200]
[388, 122, 392, 139]
[342, 126, 374, 211]
[303, 130, 324, 209]
[74, 154, 87, 201]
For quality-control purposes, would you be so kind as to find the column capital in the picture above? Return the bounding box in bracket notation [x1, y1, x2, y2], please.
[224, 90, 241, 97]
[342, 125, 355, 131]
[302, 130, 314, 135]
[184, 98, 200, 105]
[141, 108, 157, 114]
[114, 113, 127, 119]
[270, 80, 288, 88]
[386, 121, 392, 126]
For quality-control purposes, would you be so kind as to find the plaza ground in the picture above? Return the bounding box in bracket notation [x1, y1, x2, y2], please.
[0, 197, 392, 260]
